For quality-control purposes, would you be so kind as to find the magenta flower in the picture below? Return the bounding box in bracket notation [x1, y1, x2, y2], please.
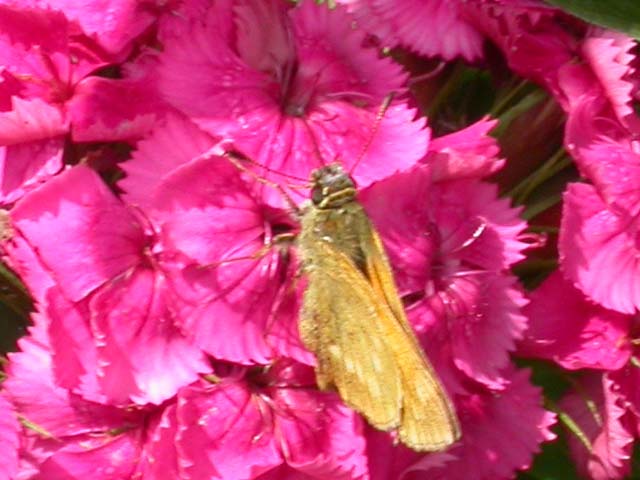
[156, 0, 428, 205]
[149, 151, 308, 365]
[3, 312, 153, 479]
[360, 158, 529, 390]
[8, 165, 210, 405]
[559, 182, 640, 314]
[0, 3, 163, 204]
[156, 361, 368, 480]
[560, 373, 635, 480]
[519, 270, 632, 370]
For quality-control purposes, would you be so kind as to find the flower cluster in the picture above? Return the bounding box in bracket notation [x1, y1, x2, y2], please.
[0, 0, 636, 479]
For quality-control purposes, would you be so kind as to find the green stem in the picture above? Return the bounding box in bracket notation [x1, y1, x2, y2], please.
[522, 192, 563, 220]
[545, 398, 593, 452]
[426, 62, 468, 119]
[507, 147, 571, 204]
[490, 78, 531, 117]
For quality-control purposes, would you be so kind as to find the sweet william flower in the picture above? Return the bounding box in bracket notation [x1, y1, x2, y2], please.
[149, 151, 310, 366]
[559, 182, 640, 315]
[560, 373, 635, 480]
[0, 3, 163, 204]
[8, 165, 210, 405]
[518, 270, 632, 370]
[359, 160, 529, 390]
[3, 311, 153, 479]
[119, 115, 310, 365]
[147, 360, 368, 480]
[156, 0, 428, 206]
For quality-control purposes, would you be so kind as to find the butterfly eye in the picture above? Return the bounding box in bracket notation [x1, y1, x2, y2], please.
[311, 185, 324, 205]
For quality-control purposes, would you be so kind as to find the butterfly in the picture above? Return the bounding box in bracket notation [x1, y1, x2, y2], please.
[295, 162, 460, 451]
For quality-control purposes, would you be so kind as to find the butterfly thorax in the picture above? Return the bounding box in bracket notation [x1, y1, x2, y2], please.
[299, 164, 369, 273]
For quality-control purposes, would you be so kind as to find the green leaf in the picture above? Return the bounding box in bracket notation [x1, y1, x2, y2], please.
[545, 0, 640, 39]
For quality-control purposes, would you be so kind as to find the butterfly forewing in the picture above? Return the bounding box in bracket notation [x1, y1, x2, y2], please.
[364, 227, 461, 450]
[299, 239, 403, 431]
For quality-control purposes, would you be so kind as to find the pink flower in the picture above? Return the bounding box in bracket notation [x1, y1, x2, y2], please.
[8, 165, 210, 405]
[518, 270, 632, 370]
[0, 393, 19, 480]
[0, 3, 162, 203]
[339, 0, 485, 61]
[560, 373, 635, 480]
[149, 151, 309, 365]
[360, 163, 529, 390]
[3, 312, 153, 479]
[149, 360, 368, 480]
[120, 115, 311, 365]
[559, 182, 640, 314]
[156, 0, 428, 205]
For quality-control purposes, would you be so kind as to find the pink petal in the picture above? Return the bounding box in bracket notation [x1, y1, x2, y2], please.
[27, 431, 142, 480]
[0, 137, 64, 204]
[519, 270, 632, 370]
[119, 114, 218, 209]
[582, 29, 640, 130]
[176, 381, 282, 480]
[33, 0, 156, 56]
[364, 428, 426, 480]
[2, 232, 56, 303]
[0, 6, 70, 83]
[427, 275, 528, 389]
[0, 97, 66, 203]
[134, 405, 181, 479]
[272, 389, 368, 479]
[561, 373, 634, 480]
[10, 165, 145, 301]
[344, 0, 484, 61]
[409, 368, 556, 480]
[46, 289, 103, 403]
[68, 76, 162, 142]
[0, 394, 19, 480]
[90, 268, 210, 405]
[0, 4, 108, 92]
[427, 117, 504, 182]
[559, 182, 640, 314]
[0, 97, 67, 145]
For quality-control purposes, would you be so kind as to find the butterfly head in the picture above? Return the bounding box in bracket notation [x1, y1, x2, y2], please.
[310, 164, 357, 209]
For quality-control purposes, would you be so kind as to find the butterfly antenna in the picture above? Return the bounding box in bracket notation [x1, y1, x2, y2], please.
[224, 152, 302, 215]
[349, 92, 395, 175]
